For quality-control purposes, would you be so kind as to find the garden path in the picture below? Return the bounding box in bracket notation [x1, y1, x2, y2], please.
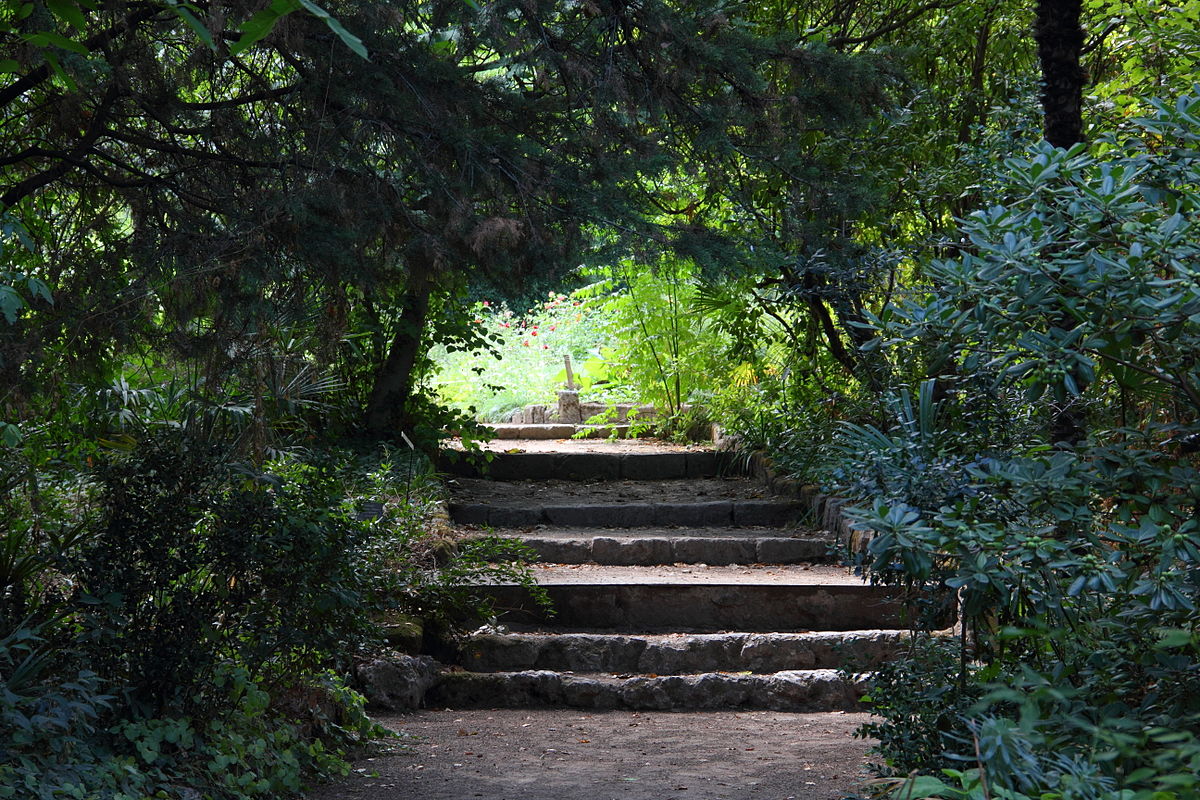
[311, 437, 899, 800]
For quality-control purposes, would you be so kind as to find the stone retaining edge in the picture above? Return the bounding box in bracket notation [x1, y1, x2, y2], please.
[424, 668, 867, 712]
[479, 534, 837, 565]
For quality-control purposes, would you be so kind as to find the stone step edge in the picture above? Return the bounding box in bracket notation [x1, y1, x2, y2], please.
[458, 629, 906, 673]
[475, 533, 835, 565]
[449, 499, 807, 528]
[439, 450, 739, 481]
[474, 583, 938, 632]
[485, 423, 638, 440]
[424, 668, 867, 712]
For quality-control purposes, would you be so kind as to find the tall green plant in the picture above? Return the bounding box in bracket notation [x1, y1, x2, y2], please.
[842, 90, 1200, 796]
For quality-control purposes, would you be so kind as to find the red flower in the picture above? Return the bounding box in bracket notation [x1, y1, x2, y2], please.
[522, 340, 530, 346]
[531, 330, 538, 336]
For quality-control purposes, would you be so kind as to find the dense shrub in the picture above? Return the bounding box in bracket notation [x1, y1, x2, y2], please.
[838, 91, 1200, 798]
[0, 431, 539, 798]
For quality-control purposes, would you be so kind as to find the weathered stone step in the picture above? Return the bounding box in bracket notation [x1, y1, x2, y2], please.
[476, 582, 930, 632]
[478, 530, 835, 565]
[449, 498, 806, 528]
[425, 668, 864, 711]
[527, 563, 853, 585]
[440, 450, 736, 481]
[459, 630, 905, 673]
[482, 424, 640, 440]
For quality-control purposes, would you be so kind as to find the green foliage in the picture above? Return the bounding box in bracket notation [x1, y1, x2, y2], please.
[853, 635, 981, 777]
[841, 89, 1200, 799]
[429, 289, 617, 421]
[0, 430, 541, 798]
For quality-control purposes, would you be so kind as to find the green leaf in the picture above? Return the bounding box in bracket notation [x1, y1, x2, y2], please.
[166, 2, 216, 50]
[230, 0, 299, 55]
[1155, 628, 1195, 649]
[0, 58, 19, 74]
[297, 0, 368, 59]
[46, 0, 87, 30]
[24, 29, 89, 55]
[0, 422, 21, 447]
[0, 285, 25, 323]
[894, 775, 964, 799]
[41, 51, 78, 92]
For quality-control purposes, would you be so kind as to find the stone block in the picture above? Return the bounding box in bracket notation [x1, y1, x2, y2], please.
[557, 453, 621, 481]
[653, 501, 733, 527]
[683, 451, 718, 478]
[733, 500, 804, 527]
[355, 655, 440, 711]
[561, 676, 619, 709]
[462, 634, 541, 671]
[539, 634, 646, 673]
[489, 505, 544, 527]
[621, 453, 687, 480]
[543, 503, 656, 527]
[755, 537, 831, 563]
[488, 424, 576, 439]
[591, 536, 673, 565]
[738, 634, 817, 672]
[635, 634, 741, 674]
[448, 502, 489, 524]
[671, 537, 756, 566]
[487, 453, 557, 480]
[522, 537, 592, 564]
[557, 391, 581, 424]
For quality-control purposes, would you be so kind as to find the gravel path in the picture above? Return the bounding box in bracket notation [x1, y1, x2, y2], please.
[307, 709, 876, 800]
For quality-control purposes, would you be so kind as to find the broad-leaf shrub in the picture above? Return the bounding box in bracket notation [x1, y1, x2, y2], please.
[841, 90, 1200, 795]
[0, 432, 540, 797]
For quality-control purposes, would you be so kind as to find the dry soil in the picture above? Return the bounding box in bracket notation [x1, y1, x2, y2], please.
[307, 709, 876, 800]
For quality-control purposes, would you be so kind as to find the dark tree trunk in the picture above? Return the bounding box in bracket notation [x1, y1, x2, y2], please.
[1035, 0, 1087, 447]
[363, 261, 433, 437]
[1034, 0, 1086, 149]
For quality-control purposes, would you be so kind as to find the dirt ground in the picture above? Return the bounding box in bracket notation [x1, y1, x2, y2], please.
[307, 709, 877, 800]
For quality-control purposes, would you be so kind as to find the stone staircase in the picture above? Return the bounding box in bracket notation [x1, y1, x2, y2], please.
[425, 441, 921, 712]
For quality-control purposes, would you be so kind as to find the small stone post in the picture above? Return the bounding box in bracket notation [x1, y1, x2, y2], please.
[558, 390, 581, 424]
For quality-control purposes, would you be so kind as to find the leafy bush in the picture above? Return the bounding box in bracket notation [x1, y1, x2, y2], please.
[853, 635, 981, 776]
[840, 90, 1200, 798]
[0, 430, 542, 798]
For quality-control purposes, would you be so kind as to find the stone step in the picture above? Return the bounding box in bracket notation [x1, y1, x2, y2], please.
[458, 630, 906, 673]
[476, 529, 836, 565]
[483, 424, 638, 440]
[449, 498, 807, 528]
[425, 668, 865, 711]
[440, 450, 737, 481]
[476, 581, 933, 632]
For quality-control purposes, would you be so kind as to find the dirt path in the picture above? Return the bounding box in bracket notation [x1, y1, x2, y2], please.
[309, 709, 875, 800]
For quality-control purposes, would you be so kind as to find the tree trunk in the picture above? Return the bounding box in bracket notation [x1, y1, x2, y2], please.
[363, 261, 433, 437]
[1034, 0, 1086, 149]
[1035, 0, 1088, 447]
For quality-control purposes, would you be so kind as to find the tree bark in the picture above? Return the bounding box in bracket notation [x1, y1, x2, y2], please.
[1035, 0, 1087, 446]
[363, 260, 433, 437]
[1034, 0, 1086, 149]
